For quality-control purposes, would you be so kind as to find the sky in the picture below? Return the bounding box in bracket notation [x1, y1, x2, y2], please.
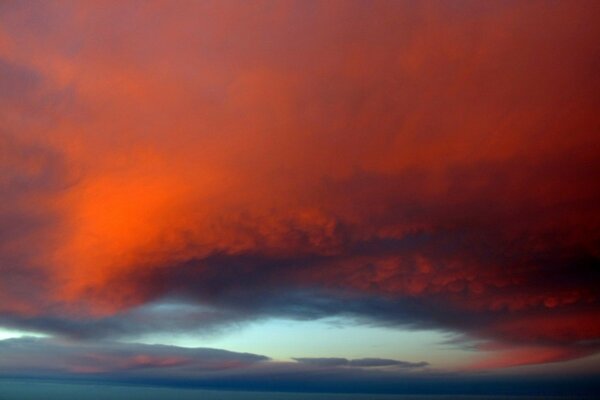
[0, 0, 599, 396]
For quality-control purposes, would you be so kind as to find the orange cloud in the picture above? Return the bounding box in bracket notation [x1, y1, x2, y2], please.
[0, 0, 599, 370]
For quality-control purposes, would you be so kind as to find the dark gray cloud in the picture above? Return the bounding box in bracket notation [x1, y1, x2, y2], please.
[349, 358, 428, 368]
[0, 337, 268, 377]
[292, 357, 428, 369]
[292, 357, 348, 367]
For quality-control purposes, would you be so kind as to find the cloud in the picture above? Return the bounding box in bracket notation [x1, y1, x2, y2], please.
[349, 358, 429, 368]
[0, 0, 598, 372]
[0, 337, 598, 396]
[0, 337, 268, 377]
[293, 357, 349, 367]
[293, 357, 428, 369]
[0, 133, 73, 316]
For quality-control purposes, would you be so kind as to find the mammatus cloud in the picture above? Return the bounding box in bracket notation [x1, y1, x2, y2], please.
[0, 0, 599, 374]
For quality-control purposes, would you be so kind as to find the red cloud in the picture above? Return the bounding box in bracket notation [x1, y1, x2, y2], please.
[0, 0, 599, 371]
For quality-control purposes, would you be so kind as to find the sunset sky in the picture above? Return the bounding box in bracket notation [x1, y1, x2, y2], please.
[1, 0, 599, 396]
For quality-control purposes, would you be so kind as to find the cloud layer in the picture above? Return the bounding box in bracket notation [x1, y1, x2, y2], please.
[2, 337, 599, 396]
[0, 0, 599, 374]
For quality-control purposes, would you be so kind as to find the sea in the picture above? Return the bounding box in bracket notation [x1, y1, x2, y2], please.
[0, 380, 591, 400]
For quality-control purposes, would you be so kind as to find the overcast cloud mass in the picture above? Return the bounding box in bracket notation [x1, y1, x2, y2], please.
[0, 0, 599, 395]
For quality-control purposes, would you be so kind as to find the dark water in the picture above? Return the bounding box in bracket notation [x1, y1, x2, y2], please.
[0, 380, 579, 400]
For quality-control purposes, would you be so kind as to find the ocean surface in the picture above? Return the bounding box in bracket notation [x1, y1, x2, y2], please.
[0, 380, 586, 400]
